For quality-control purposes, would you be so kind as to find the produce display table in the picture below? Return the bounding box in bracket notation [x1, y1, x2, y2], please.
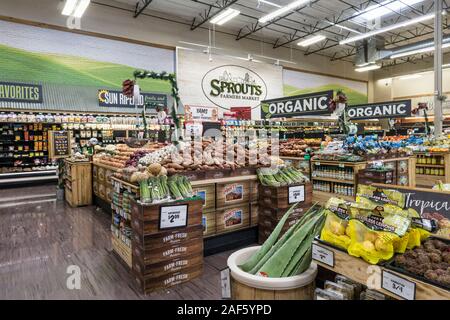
[93, 161, 120, 205]
[414, 151, 450, 188]
[312, 241, 450, 300]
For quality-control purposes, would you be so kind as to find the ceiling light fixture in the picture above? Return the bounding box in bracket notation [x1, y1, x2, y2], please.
[62, 0, 90, 18]
[258, 0, 282, 8]
[340, 13, 434, 45]
[355, 64, 381, 72]
[259, 0, 309, 24]
[355, 0, 425, 21]
[210, 8, 240, 25]
[298, 35, 326, 47]
[391, 43, 450, 59]
[324, 21, 361, 34]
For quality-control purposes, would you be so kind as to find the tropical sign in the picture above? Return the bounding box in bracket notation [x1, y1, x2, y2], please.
[98, 89, 167, 108]
[261, 91, 334, 119]
[347, 100, 412, 120]
[0, 81, 42, 103]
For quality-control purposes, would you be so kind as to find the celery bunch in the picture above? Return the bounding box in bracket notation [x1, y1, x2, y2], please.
[257, 167, 309, 187]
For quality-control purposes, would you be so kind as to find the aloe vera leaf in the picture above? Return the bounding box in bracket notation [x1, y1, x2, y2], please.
[257, 214, 322, 277]
[239, 201, 301, 272]
[289, 246, 313, 277]
[281, 233, 316, 277]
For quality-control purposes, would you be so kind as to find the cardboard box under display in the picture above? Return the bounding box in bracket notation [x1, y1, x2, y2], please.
[216, 180, 252, 208]
[216, 204, 250, 234]
[130, 198, 204, 294]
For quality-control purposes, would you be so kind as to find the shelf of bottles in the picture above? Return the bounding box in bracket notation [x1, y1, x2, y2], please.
[415, 154, 446, 177]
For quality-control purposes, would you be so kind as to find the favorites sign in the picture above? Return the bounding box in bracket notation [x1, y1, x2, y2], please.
[260, 91, 333, 119]
[347, 100, 412, 120]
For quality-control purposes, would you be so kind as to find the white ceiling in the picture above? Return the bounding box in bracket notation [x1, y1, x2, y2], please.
[109, 0, 449, 65]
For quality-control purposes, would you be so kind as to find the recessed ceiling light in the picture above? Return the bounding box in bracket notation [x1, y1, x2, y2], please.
[355, 64, 381, 72]
[298, 35, 326, 47]
[259, 0, 309, 24]
[210, 8, 241, 25]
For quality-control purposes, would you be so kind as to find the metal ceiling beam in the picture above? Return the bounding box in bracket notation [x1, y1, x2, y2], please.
[235, 0, 321, 41]
[190, 0, 239, 31]
[273, 0, 417, 48]
[134, 0, 153, 18]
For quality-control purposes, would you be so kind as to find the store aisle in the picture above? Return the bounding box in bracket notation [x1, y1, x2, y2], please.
[0, 186, 230, 300]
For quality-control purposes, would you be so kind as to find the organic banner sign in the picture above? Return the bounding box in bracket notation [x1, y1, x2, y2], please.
[347, 100, 412, 120]
[0, 81, 43, 103]
[98, 89, 167, 108]
[185, 105, 219, 122]
[261, 90, 334, 119]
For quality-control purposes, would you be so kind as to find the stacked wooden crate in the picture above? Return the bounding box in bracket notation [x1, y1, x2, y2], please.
[130, 198, 204, 294]
[258, 183, 313, 244]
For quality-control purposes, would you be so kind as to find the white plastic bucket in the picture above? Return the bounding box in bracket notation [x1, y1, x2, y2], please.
[227, 246, 317, 299]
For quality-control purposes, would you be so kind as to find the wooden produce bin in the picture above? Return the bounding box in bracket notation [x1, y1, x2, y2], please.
[202, 209, 216, 237]
[257, 183, 312, 244]
[312, 241, 450, 300]
[216, 204, 250, 234]
[64, 160, 92, 207]
[130, 198, 204, 294]
[216, 180, 251, 208]
[414, 152, 450, 188]
[281, 156, 311, 179]
[93, 162, 119, 204]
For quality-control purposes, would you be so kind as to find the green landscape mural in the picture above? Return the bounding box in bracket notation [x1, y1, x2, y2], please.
[0, 44, 172, 93]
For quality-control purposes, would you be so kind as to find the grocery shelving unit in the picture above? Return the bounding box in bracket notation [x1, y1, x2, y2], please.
[312, 240, 450, 300]
[414, 151, 450, 188]
[311, 160, 366, 204]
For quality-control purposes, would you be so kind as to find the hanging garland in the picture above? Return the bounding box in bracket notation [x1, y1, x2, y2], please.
[133, 70, 182, 133]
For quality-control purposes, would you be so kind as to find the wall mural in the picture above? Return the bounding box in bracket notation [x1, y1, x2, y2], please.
[283, 69, 368, 106]
[0, 20, 174, 112]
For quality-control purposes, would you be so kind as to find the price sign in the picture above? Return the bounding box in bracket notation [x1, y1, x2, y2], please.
[288, 185, 305, 204]
[382, 271, 416, 300]
[316, 162, 321, 166]
[339, 163, 345, 168]
[220, 268, 231, 299]
[312, 243, 334, 267]
[159, 204, 188, 230]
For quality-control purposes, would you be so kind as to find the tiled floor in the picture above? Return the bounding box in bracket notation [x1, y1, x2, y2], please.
[0, 184, 234, 300]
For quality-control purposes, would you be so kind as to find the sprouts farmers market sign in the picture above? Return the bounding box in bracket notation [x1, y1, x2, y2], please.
[98, 89, 167, 108]
[0, 81, 43, 103]
[202, 65, 268, 110]
[347, 100, 412, 120]
[261, 91, 333, 119]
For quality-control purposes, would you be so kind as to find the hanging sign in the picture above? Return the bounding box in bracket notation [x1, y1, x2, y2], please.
[185, 122, 203, 137]
[48, 131, 71, 159]
[347, 100, 412, 120]
[0, 81, 43, 103]
[260, 91, 334, 119]
[98, 89, 167, 108]
[230, 106, 252, 120]
[184, 105, 218, 122]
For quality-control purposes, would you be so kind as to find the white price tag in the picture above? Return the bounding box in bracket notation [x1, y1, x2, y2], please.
[339, 163, 345, 168]
[221, 268, 231, 299]
[288, 185, 305, 204]
[382, 271, 416, 300]
[312, 244, 334, 267]
[159, 205, 188, 230]
[316, 162, 321, 166]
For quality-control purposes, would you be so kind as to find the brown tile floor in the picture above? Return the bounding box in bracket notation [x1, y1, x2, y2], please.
[0, 184, 238, 300]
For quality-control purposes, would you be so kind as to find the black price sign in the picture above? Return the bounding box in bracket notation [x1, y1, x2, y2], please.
[50, 131, 71, 159]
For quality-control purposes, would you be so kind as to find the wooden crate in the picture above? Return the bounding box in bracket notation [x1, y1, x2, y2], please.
[257, 205, 309, 221]
[112, 236, 132, 268]
[132, 237, 204, 268]
[216, 180, 251, 207]
[132, 225, 203, 249]
[131, 199, 203, 235]
[133, 264, 203, 294]
[64, 160, 92, 207]
[249, 181, 259, 202]
[132, 252, 203, 278]
[192, 184, 215, 210]
[258, 216, 302, 244]
[216, 204, 250, 234]
[258, 183, 312, 209]
[250, 202, 259, 226]
[205, 169, 231, 180]
[202, 209, 216, 237]
[176, 170, 206, 181]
